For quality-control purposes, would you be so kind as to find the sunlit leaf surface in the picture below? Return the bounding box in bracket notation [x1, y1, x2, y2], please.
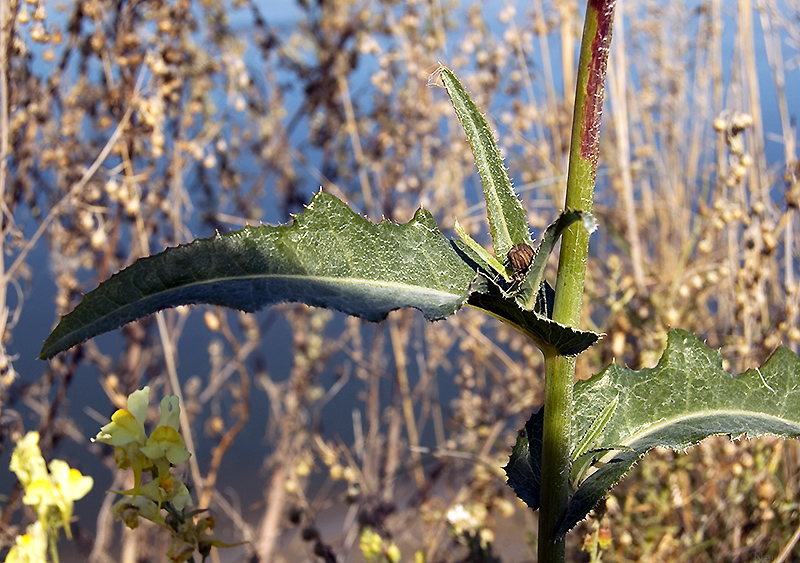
[40, 192, 476, 359]
[505, 329, 800, 536]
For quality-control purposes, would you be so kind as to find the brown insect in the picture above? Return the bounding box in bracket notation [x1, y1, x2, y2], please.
[507, 243, 535, 284]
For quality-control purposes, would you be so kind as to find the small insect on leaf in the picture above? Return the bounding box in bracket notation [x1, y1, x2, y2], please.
[507, 243, 535, 283]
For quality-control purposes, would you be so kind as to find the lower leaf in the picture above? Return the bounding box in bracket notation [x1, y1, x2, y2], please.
[505, 329, 800, 538]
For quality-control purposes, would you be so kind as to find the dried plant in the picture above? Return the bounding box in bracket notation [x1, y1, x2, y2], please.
[2, 0, 800, 562]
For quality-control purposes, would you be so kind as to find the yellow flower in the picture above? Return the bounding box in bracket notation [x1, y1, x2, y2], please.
[3, 521, 47, 563]
[9, 432, 48, 489]
[141, 425, 190, 466]
[93, 387, 150, 447]
[9, 432, 93, 540]
[93, 387, 190, 500]
[359, 528, 383, 562]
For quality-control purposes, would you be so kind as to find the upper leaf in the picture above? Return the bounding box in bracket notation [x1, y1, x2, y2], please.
[40, 192, 476, 359]
[505, 329, 800, 537]
[514, 209, 590, 311]
[438, 66, 530, 259]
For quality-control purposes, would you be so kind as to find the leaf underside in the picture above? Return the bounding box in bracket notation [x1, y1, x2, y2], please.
[505, 329, 800, 536]
[39, 192, 476, 359]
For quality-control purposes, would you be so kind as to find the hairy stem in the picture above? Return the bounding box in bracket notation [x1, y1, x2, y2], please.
[538, 1, 616, 561]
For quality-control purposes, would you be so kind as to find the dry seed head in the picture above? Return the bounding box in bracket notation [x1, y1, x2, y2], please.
[18, 6, 29, 23]
[122, 32, 141, 48]
[30, 22, 48, 42]
[732, 113, 753, 130]
[342, 466, 358, 483]
[12, 36, 27, 55]
[32, 4, 45, 21]
[729, 135, 744, 155]
[295, 457, 312, 477]
[78, 210, 95, 231]
[90, 228, 107, 250]
[203, 311, 220, 331]
[124, 196, 141, 216]
[666, 307, 680, 325]
[206, 416, 224, 436]
[90, 32, 104, 51]
[763, 333, 781, 350]
[105, 179, 120, 199]
[498, 4, 515, 22]
[762, 231, 777, 252]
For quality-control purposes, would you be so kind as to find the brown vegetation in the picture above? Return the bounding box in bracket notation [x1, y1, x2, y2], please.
[1, 0, 799, 561]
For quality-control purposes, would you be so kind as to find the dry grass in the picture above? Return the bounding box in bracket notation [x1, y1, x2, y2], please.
[1, 0, 799, 561]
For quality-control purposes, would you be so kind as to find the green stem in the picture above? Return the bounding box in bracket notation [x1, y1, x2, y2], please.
[538, 1, 616, 561]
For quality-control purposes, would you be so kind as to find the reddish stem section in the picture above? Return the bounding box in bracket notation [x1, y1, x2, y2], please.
[581, 0, 617, 162]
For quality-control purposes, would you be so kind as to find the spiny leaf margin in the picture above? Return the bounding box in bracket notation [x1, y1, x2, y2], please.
[438, 65, 530, 259]
[40, 192, 477, 359]
[504, 329, 800, 537]
[560, 329, 800, 536]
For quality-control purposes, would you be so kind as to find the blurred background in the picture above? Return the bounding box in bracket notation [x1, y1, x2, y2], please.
[0, 0, 799, 561]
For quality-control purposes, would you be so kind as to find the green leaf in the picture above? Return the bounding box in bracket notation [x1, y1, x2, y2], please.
[571, 393, 619, 461]
[40, 192, 476, 359]
[505, 329, 800, 537]
[438, 66, 529, 259]
[514, 209, 590, 310]
[504, 410, 543, 511]
[560, 329, 800, 536]
[465, 282, 600, 357]
[453, 218, 507, 281]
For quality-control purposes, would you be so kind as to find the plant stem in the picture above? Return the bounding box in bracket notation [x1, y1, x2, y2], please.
[538, 1, 616, 561]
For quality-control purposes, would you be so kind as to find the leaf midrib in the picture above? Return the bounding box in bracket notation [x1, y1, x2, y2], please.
[605, 407, 800, 452]
[109, 273, 468, 303]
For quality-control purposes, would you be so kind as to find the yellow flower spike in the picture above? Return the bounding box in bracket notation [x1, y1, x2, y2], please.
[166, 539, 196, 563]
[112, 445, 130, 470]
[127, 386, 151, 427]
[112, 495, 168, 529]
[4, 521, 48, 563]
[50, 460, 93, 501]
[111, 480, 164, 504]
[111, 443, 151, 498]
[157, 395, 182, 430]
[21, 478, 56, 521]
[141, 426, 191, 465]
[172, 483, 192, 511]
[158, 478, 193, 511]
[359, 528, 383, 561]
[9, 432, 48, 488]
[93, 387, 151, 447]
[386, 543, 401, 563]
[94, 408, 146, 446]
